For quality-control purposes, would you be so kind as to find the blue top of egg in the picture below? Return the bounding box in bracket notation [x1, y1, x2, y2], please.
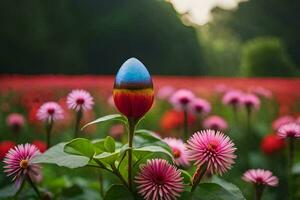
[115, 58, 152, 88]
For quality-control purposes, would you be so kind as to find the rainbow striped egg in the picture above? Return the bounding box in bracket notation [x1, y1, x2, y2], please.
[113, 58, 154, 119]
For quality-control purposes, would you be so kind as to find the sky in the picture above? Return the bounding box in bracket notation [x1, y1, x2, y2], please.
[168, 0, 244, 25]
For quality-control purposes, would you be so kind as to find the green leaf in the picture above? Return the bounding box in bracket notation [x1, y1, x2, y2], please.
[81, 114, 127, 130]
[92, 139, 106, 154]
[133, 146, 173, 160]
[64, 138, 95, 158]
[93, 151, 119, 165]
[181, 169, 192, 184]
[104, 185, 134, 200]
[292, 162, 300, 174]
[210, 177, 246, 200]
[104, 136, 116, 153]
[134, 129, 172, 153]
[0, 185, 17, 199]
[32, 143, 90, 168]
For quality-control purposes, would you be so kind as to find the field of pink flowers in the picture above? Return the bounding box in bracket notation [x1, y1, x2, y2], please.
[1, 67, 300, 199]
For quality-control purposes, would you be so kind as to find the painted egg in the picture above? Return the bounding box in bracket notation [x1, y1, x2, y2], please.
[113, 58, 154, 119]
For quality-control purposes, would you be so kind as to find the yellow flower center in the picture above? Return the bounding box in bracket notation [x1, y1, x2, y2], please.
[20, 159, 29, 169]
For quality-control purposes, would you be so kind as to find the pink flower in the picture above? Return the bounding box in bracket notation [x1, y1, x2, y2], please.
[169, 89, 195, 110]
[189, 98, 211, 115]
[164, 138, 190, 167]
[187, 130, 236, 175]
[222, 90, 243, 107]
[249, 86, 272, 99]
[277, 122, 300, 138]
[3, 144, 42, 188]
[6, 113, 25, 130]
[109, 124, 125, 139]
[67, 89, 94, 111]
[107, 95, 115, 107]
[272, 115, 295, 130]
[157, 86, 175, 100]
[36, 102, 64, 122]
[135, 159, 184, 200]
[241, 94, 260, 111]
[203, 115, 228, 131]
[242, 169, 278, 187]
[215, 84, 232, 94]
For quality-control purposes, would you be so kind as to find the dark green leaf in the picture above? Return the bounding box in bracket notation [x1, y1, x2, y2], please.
[81, 114, 127, 130]
[64, 138, 95, 158]
[104, 185, 134, 200]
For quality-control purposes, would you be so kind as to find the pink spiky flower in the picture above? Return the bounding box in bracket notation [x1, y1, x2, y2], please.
[242, 93, 260, 111]
[242, 169, 278, 187]
[187, 130, 236, 175]
[67, 89, 94, 111]
[222, 90, 243, 108]
[169, 89, 195, 110]
[203, 115, 228, 131]
[3, 144, 41, 188]
[135, 159, 184, 200]
[277, 122, 300, 138]
[189, 98, 211, 115]
[164, 138, 190, 167]
[272, 115, 295, 130]
[6, 113, 25, 130]
[36, 102, 64, 122]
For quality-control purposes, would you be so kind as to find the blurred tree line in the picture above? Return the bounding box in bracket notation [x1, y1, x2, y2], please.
[199, 0, 300, 76]
[0, 0, 299, 76]
[0, 0, 204, 75]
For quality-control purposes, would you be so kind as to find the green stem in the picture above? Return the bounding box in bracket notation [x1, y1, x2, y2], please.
[254, 185, 265, 200]
[191, 164, 207, 192]
[99, 172, 104, 198]
[111, 164, 129, 189]
[128, 118, 136, 191]
[74, 108, 83, 138]
[15, 180, 25, 198]
[26, 175, 41, 199]
[288, 138, 294, 200]
[46, 119, 53, 148]
[183, 109, 188, 140]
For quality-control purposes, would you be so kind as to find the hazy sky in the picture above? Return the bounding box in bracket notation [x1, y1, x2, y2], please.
[169, 0, 244, 25]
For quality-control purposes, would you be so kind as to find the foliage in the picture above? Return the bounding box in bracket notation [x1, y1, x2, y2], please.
[0, 0, 204, 75]
[240, 37, 298, 77]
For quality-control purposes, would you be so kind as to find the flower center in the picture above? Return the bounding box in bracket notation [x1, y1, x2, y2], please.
[256, 177, 264, 184]
[76, 98, 85, 105]
[287, 131, 296, 137]
[195, 105, 203, 112]
[154, 175, 165, 185]
[179, 97, 190, 105]
[173, 148, 181, 158]
[47, 108, 55, 115]
[207, 141, 218, 152]
[20, 159, 29, 169]
[230, 98, 239, 105]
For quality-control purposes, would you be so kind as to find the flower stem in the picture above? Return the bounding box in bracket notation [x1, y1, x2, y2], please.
[191, 164, 207, 192]
[15, 180, 25, 198]
[74, 108, 83, 138]
[26, 175, 41, 199]
[127, 118, 136, 191]
[46, 119, 53, 148]
[287, 138, 294, 200]
[98, 171, 104, 198]
[254, 185, 265, 200]
[183, 109, 188, 140]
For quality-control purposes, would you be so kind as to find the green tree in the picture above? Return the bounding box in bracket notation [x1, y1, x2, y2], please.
[240, 37, 298, 77]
